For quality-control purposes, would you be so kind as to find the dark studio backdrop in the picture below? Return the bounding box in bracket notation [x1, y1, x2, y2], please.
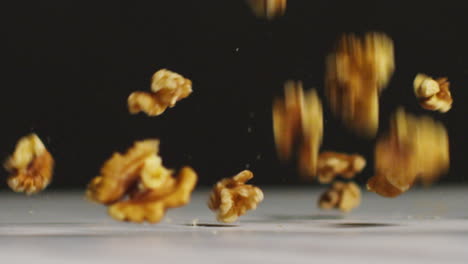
[1, 1, 467, 189]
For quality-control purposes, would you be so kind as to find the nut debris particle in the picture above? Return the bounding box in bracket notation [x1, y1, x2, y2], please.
[317, 152, 366, 184]
[128, 69, 192, 116]
[273, 81, 323, 179]
[246, 0, 287, 20]
[367, 108, 449, 197]
[208, 170, 264, 223]
[318, 181, 361, 212]
[86, 139, 197, 223]
[414, 73, 453, 113]
[325, 32, 395, 137]
[4, 133, 54, 195]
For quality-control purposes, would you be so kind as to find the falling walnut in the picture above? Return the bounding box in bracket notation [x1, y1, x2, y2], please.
[272, 81, 323, 179]
[86, 139, 197, 223]
[367, 108, 449, 198]
[318, 181, 361, 212]
[325, 32, 395, 137]
[4, 133, 54, 195]
[208, 170, 264, 223]
[128, 69, 192, 116]
[414, 73, 453, 112]
[317, 152, 366, 184]
[246, 0, 287, 20]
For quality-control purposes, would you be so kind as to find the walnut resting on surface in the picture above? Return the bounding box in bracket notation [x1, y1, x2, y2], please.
[317, 152, 366, 184]
[325, 32, 395, 137]
[208, 170, 264, 223]
[86, 139, 197, 223]
[272, 81, 323, 179]
[246, 0, 287, 20]
[318, 181, 361, 212]
[4, 133, 54, 195]
[367, 108, 449, 198]
[413, 74, 453, 113]
[128, 69, 192, 116]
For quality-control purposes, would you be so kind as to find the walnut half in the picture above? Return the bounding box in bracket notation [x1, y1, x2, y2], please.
[128, 69, 192, 116]
[272, 81, 323, 179]
[325, 32, 395, 137]
[413, 73, 453, 113]
[4, 133, 54, 195]
[246, 0, 287, 20]
[318, 181, 361, 212]
[367, 108, 449, 197]
[86, 139, 197, 223]
[208, 170, 264, 223]
[317, 151, 366, 184]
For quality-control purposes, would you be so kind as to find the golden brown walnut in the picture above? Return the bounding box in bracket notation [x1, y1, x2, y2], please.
[317, 152, 366, 184]
[86, 139, 197, 223]
[272, 81, 323, 179]
[128, 92, 166, 116]
[246, 0, 287, 20]
[208, 170, 264, 223]
[366, 173, 404, 198]
[4, 133, 54, 195]
[298, 88, 324, 178]
[367, 108, 449, 197]
[128, 69, 192, 116]
[109, 167, 197, 223]
[318, 181, 361, 212]
[414, 74, 453, 113]
[325, 32, 395, 137]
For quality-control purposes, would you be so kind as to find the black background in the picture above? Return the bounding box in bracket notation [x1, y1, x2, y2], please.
[1, 1, 467, 189]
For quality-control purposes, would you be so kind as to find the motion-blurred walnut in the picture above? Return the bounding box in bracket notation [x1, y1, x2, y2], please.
[325, 32, 395, 137]
[208, 170, 264, 223]
[272, 81, 323, 179]
[246, 0, 287, 20]
[317, 152, 366, 184]
[4, 133, 54, 195]
[86, 139, 197, 223]
[366, 173, 404, 198]
[128, 69, 192, 116]
[367, 108, 449, 197]
[414, 74, 453, 113]
[318, 181, 361, 212]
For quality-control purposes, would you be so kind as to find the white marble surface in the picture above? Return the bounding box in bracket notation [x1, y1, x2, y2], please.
[0, 186, 467, 264]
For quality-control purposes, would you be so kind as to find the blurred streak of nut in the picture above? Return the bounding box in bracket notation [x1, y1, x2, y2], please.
[325, 32, 395, 137]
[128, 69, 192, 116]
[367, 108, 449, 198]
[86, 139, 197, 223]
[414, 74, 453, 113]
[208, 170, 264, 223]
[318, 181, 361, 212]
[4, 133, 54, 195]
[246, 0, 286, 20]
[317, 151, 366, 184]
[272, 81, 323, 179]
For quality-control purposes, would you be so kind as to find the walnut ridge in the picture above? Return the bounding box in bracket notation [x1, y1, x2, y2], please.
[4, 133, 54, 195]
[208, 170, 264, 223]
[86, 139, 197, 223]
